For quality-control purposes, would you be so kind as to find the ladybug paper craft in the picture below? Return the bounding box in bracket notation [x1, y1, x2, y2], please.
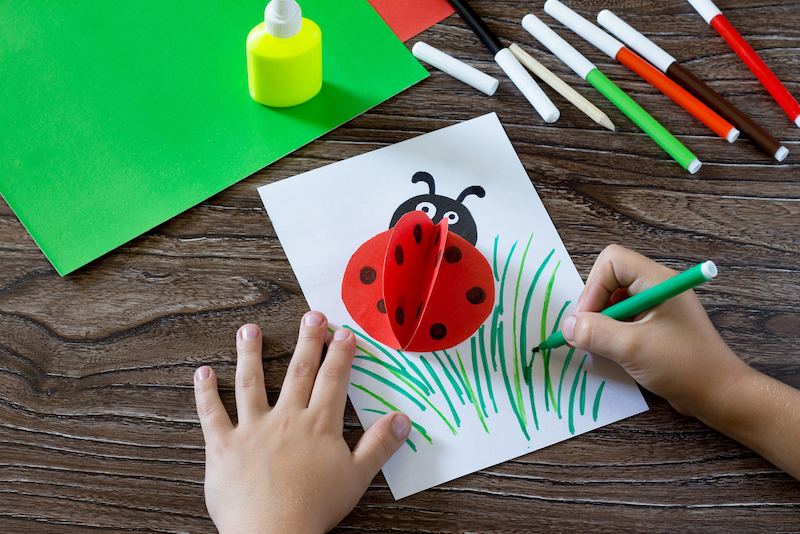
[342, 172, 495, 352]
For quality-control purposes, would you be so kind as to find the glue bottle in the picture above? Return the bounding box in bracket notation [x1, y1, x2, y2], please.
[246, 0, 322, 107]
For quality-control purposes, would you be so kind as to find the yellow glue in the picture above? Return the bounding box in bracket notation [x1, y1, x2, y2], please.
[246, 0, 322, 107]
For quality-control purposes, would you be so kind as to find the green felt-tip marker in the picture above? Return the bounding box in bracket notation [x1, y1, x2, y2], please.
[521, 13, 702, 174]
[533, 260, 718, 354]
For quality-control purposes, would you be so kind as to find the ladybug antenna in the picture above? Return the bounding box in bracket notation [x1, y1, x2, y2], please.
[412, 171, 435, 195]
[457, 186, 486, 203]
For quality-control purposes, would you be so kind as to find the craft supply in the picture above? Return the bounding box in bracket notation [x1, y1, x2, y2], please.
[446, 0, 560, 122]
[688, 0, 800, 128]
[259, 112, 648, 500]
[367, 0, 454, 42]
[413, 41, 499, 95]
[521, 14, 702, 174]
[0, 0, 428, 275]
[597, 10, 788, 162]
[544, 0, 738, 143]
[247, 0, 322, 107]
[509, 43, 617, 132]
[534, 260, 717, 353]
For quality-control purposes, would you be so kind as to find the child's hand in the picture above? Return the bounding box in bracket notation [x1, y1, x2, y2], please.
[193, 312, 412, 534]
[561, 245, 749, 418]
[562, 245, 800, 480]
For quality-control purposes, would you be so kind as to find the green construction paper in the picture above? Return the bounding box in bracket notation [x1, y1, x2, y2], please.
[0, 0, 428, 275]
[585, 69, 697, 171]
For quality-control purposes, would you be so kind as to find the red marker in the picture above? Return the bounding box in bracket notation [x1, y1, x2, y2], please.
[688, 0, 800, 128]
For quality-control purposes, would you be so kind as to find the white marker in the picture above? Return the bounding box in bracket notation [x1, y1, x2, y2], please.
[412, 41, 499, 96]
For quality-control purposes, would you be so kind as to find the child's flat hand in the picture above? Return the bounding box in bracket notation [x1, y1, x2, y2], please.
[561, 245, 748, 418]
[193, 312, 412, 534]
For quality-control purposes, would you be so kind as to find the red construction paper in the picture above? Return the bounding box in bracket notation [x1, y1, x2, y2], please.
[383, 211, 448, 348]
[367, 0, 455, 42]
[342, 210, 494, 352]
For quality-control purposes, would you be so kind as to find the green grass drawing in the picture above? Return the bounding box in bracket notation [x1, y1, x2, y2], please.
[478, 325, 497, 413]
[443, 349, 472, 403]
[456, 349, 488, 433]
[348, 234, 606, 451]
[593, 381, 606, 422]
[541, 260, 562, 413]
[433, 351, 465, 405]
[568, 354, 588, 435]
[557, 348, 576, 419]
[420, 355, 460, 429]
[471, 337, 489, 419]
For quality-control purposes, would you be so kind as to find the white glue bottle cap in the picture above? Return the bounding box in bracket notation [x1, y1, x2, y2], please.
[265, 0, 303, 38]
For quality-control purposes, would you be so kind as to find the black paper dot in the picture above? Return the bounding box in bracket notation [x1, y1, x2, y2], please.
[416, 302, 423, 318]
[444, 246, 462, 263]
[434, 229, 441, 246]
[359, 266, 377, 285]
[395, 244, 404, 265]
[430, 323, 447, 340]
[377, 299, 386, 313]
[395, 306, 405, 326]
[466, 287, 487, 305]
[414, 224, 422, 244]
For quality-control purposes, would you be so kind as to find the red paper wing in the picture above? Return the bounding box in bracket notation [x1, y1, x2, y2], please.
[405, 231, 495, 352]
[382, 211, 449, 349]
[341, 230, 399, 348]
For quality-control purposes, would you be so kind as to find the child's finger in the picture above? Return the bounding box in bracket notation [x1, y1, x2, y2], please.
[578, 245, 674, 312]
[277, 311, 327, 409]
[352, 412, 411, 483]
[308, 328, 356, 421]
[194, 366, 234, 442]
[234, 324, 270, 426]
[563, 311, 641, 365]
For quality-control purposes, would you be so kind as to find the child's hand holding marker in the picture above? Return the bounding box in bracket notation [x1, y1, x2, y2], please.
[193, 314, 411, 534]
[193, 249, 800, 532]
[561, 245, 800, 479]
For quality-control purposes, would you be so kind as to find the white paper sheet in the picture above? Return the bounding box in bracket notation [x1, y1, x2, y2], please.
[258, 113, 648, 499]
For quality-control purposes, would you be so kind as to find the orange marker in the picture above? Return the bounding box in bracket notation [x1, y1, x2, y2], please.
[615, 47, 738, 142]
[544, 0, 739, 143]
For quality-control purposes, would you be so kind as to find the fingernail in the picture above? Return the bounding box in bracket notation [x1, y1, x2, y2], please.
[392, 413, 412, 440]
[304, 312, 324, 327]
[333, 328, 350, 341]
[562, 315, 576, 343]
[241, 324, 260, 340]
[195, 367, 211, 381]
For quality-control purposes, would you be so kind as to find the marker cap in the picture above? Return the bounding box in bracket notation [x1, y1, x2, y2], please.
[412, 41, 499, 96]
[597, 10, 677, 73]
[521, 14, 596, 80]
[544, 0, 623, 60]
[687, 0, 722, 25]
[687, 158, 702, 174]
[775, 146, 789, 161]
[795, 115, 800, 128]
[700, 260, 718, 280]
[265, 0, 303, 38]
[494, 48, 560, 122]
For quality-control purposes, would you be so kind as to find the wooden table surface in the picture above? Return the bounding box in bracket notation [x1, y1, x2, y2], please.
[2, 0, 800, 532]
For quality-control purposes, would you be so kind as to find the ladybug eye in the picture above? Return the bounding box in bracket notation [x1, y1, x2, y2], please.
[416, 201, 436, 219]
[443, 211, 459, 225]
